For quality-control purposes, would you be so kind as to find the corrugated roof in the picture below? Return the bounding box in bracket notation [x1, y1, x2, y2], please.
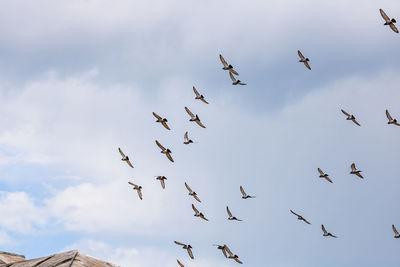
[0, 250, 119, 267]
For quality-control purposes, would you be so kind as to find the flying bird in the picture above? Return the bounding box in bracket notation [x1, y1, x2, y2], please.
[185, 107, 206, 128]
[380, 9, 399, 33]
[229, 72, 246, 85]
[290, 210, 311, 224]
[298, 50, 311, 70]
[193, 86, 209, 104]
[213, 244, 228, 258]
[192, 204, 209, 221]
[183, 132, 194, 145]
[226, 206, 242, 221]
[317, 168, 333, 183]
[392, 225, 400, 238]
[321, 224, 337, 238]
[386, 110, 400, 126]
[185, 182, 201, 202]
[118, 147, 133, 168]
[152, 112, 170, 130]
[128, 182, 142, 200]
[174, 241, 194, 259]
[156, 176, 167, 189]
[155, 140, 174, 162]
[240, 186, 255, 199]
[224, 245, 243, 264]
[341, 109, 361, 126]
[350, 163, 363, 179]
[177, 259, 184, 267]
[219, 54, 239, 75]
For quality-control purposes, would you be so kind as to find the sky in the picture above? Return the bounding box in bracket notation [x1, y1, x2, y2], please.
[0, 0, 399, 266]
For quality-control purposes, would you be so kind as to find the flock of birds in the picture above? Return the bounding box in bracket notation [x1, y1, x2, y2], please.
[116, 8, 399, 266]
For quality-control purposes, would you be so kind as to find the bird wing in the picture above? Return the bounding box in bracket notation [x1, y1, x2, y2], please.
[351, 163, 357, 171]
[200, 98, 209, 104]
[303, 218, 311, 225]
[137, 189, 143, 200]
[184, 131, 189, 142]
[240, 186, 246, 197]
[192, 204, 199, 214]
[317, 168, 324, 175]
[222, 247, 228, 258]
[184, 182, 193, 193]
[152, 112, 162, 120]
[234, 258, 243, 264]
[390, 23, 399, 33]
[161, 121, 170, 130]
[238, 82, 247, 85]
[177, 259, 184, 267]
[352, 118, 361, 126]
[386, 110, 393, 121]
[166, 152, 174, 162]
[155, 140, 166, 151]
[321, 224, 327, 234]
[160, 179, 165, 189]
[393, 224, 399, 235]
[224, 245, 233, 256]
[187, 247, 194, 259]
[229, 69, 239, 76]
[325, 176, 333, 183]
[126, 160, 134, 168]
[185, 106, 195, 118]
[193, 194, 201, 203]
[219, 54, 228, 67]
[226, 206, 233, 217]
[229, 72, 237, 82]
[193, 86, 200, 97]
[298, 50, 305, 60]
[341, 109, 350, 117]
[118, 147, 126, 157]
[304, 61, 311, 70]
[380, 9, 390, 21]
[290, 210, 300, 217]
[174, 241, 185, 246]
[355, 172, 364, 179]
[195, 119, 206, 128]
[128, 181, 138, 187]
[395, 122, 400, 126]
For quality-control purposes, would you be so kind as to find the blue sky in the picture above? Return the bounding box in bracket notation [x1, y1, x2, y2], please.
[0, 0, 399, 266]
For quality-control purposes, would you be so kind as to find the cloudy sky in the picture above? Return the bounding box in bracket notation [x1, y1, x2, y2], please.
[0, 0, 399, 266]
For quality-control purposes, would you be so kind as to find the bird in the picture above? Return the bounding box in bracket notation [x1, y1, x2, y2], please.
[155, 140, 174, 162]
[219, 54, 239, 75]
[386, 110, 400, 126]
[380, 9, 398, 33]
[321, 224, 337, 238]
[290, 210, 311, 224]
[193, 86, 209, 104]
[155, 176, 167, 189]
[229, 72, 246, 85]
[240, 186, 255, 199]
[350, 163, 363, 179]
[184, 182, 201, 202]
[392, 225, 400, 238]
[341, 109, 361, 126]
[298, 50, 311, 70]
[177, 259, 184, 267]
[183, 131, 194, 145]
[192, 204, 209, 221]
[213, 244, 228, 258]
[317, 168, 333, 183]
[224, 245, 243, 264]
[185, 107, 206, 128]
[128, 182, 142, 200]
[118, 147, 134, 168]
[174, 241, 194, 259]
[226, 206, 242, 221]
[152, 112, 170, 130]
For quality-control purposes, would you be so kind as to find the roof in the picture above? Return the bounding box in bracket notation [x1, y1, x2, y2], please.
[0, 250, 119, 267]
[0, 252, 25, 264]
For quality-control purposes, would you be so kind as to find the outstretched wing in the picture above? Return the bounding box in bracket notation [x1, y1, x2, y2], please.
[393, 224, 399, 235]
[118, 147, 126, 157]
[224, 245, 233, 256]
[219, 54, 228, 67]
[155, 140, 166, 151]
[341, 109, 350, 117]
[317, 168, 324, 175]
[193, 194, 201, 203]
[380, 9, 390, 21]
[229, 72, 237, 82]
[184, 131, 189, 142]
[195, 119, 206, 128]
[160, 179, 166, 189]
[200, 98, 209, 104]
[152, 112, 162, 120]
[166, 152, 174, 163]
[355, 172, 364, 179]
[234, 258, 243, 264]
[177, 259, 184, 267]
[325, 176, 333, 183]
[226, 206, 233, 217]
[192, 204, 199, 214]
[161, 121, 170, 130]
[390, 23, 399, 33]
[137, 189, 143, 200]
[290, 210, 300, 217]
[128, 181, 138, 187]
[304, 61, 311, 70]
[193, 86, 200, 97]
[298, 50, 305, 60]
[240, 186, 246, 197]
[386, 109, 393, 121]
[321, 224, 327, 234]
[352, 118, 361, 126]
[126, 160, 134, 168]
[174, 241, 185, 246]
[187, 247, 194, 259]
[184, 182, 193, 193]
[185, 106, 194, 118]
[351, 163, 357, 171]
